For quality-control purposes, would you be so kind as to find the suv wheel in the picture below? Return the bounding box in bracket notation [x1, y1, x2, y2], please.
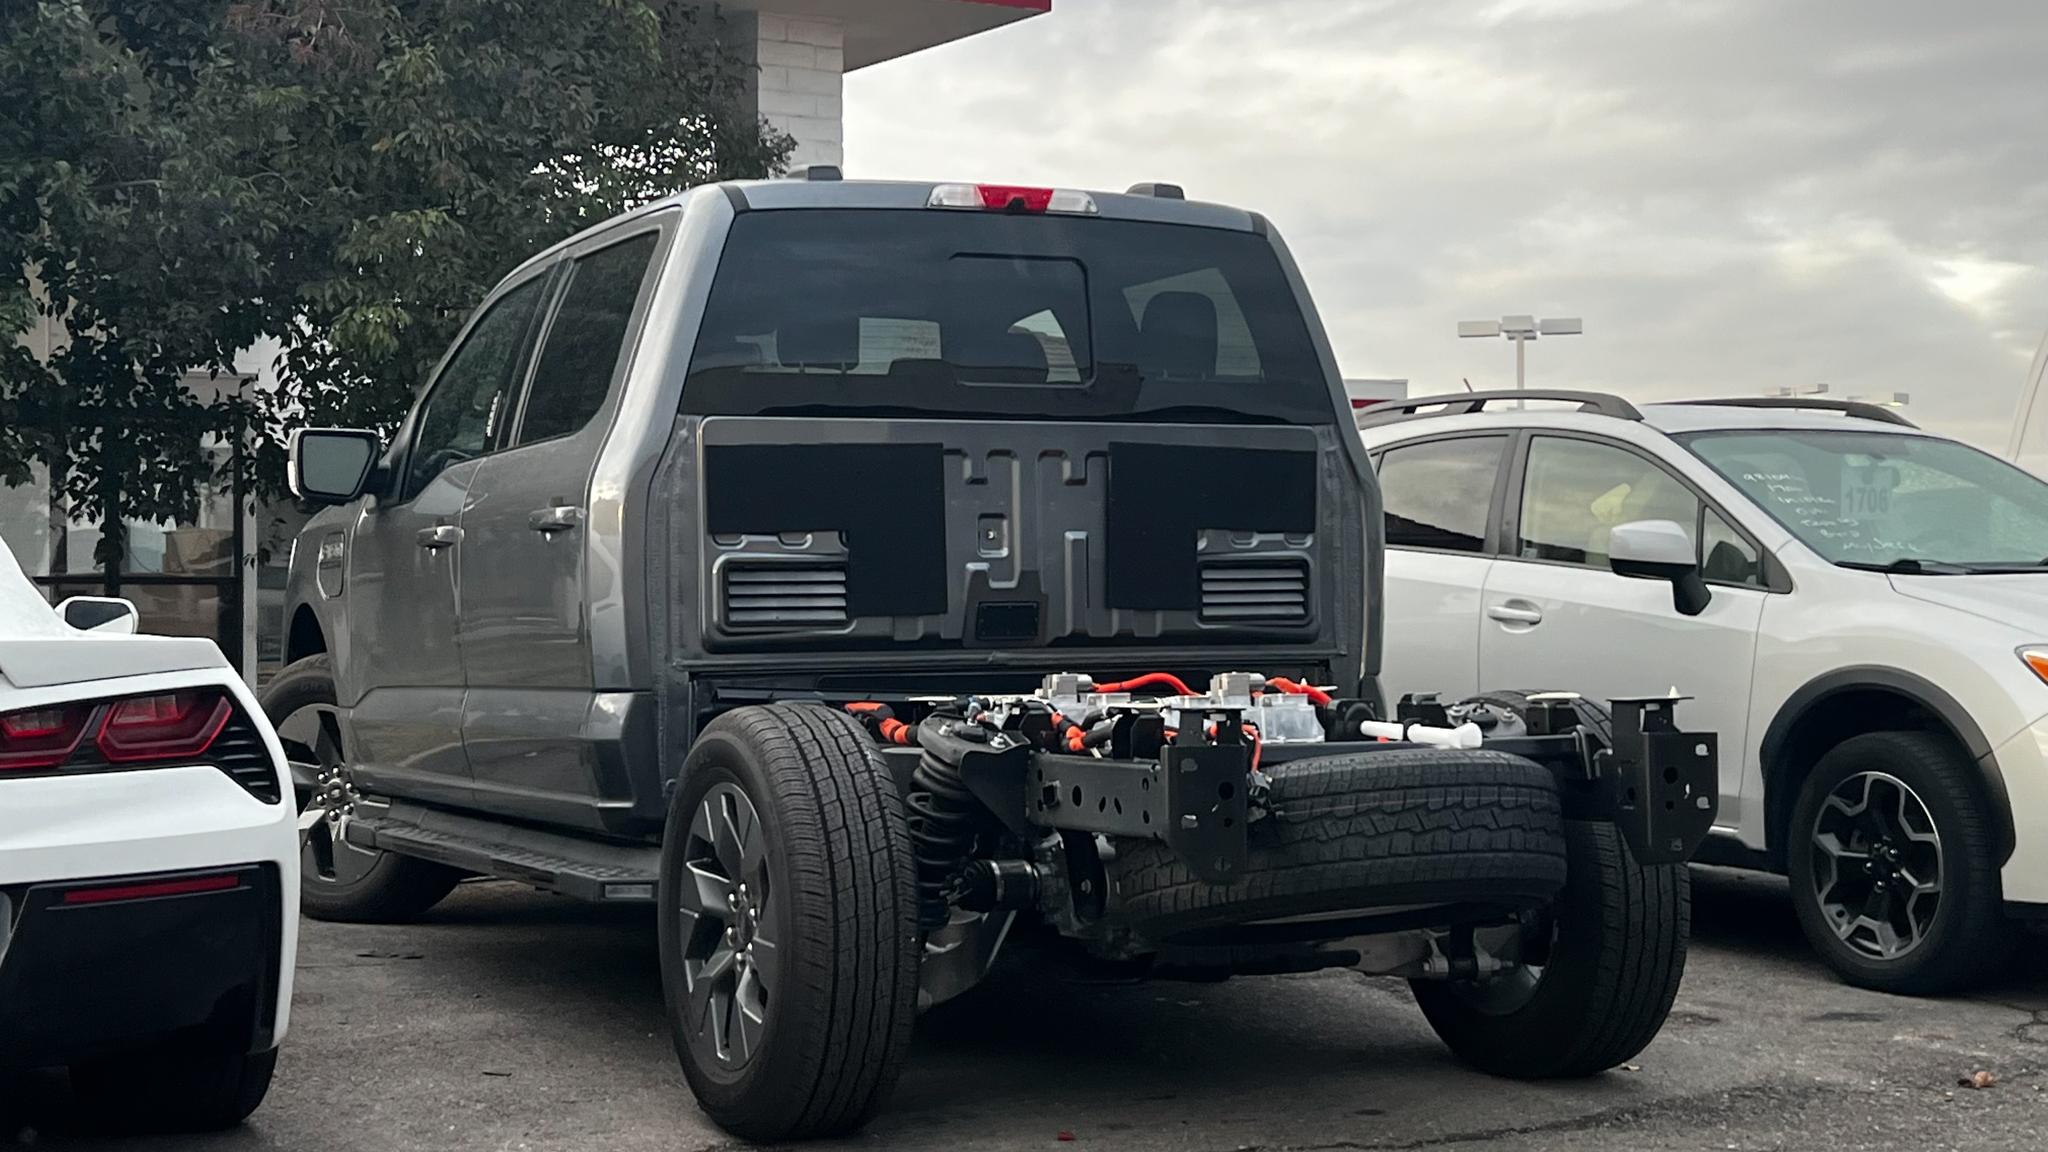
[1787, 731, 2010, 994]
[261, 655, 462, 923]
[658, 705, 919, 1142]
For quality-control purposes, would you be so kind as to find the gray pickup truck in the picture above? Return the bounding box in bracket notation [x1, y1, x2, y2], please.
[273, 173, 1718, 1142]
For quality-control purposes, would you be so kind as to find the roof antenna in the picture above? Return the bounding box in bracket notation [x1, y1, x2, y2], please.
[1461, 377, 1475, 392]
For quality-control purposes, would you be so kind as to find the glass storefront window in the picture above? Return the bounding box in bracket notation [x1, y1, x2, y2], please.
[1, 429, 250, 672]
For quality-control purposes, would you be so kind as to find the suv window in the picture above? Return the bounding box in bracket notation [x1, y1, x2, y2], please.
[404, 278, 545, 501]
[1687, 429, 2048, 571]
[1700, 507, 1762, 586]
[515, 232, 659, 446]
[1518, 437, 1698, 568]
[1379, 436, 1505, 552]
[682, 211, 1331, 424]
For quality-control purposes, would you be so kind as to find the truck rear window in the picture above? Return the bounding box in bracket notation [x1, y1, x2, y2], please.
[681, 209, 1333, 424]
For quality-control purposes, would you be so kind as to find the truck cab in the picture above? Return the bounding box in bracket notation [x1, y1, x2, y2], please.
[281, 176, 1378, 841]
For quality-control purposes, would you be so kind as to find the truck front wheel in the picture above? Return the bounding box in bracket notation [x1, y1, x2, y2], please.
[261, 655, 462, 923]
[658, 704, 920, 1143]
[1410, 819, 1689, 1078]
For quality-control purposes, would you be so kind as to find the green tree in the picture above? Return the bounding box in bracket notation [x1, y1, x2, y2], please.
[1, 0, 787, 589]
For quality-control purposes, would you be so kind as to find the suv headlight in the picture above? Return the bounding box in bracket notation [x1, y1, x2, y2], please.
[2018, 647, 2048, 684]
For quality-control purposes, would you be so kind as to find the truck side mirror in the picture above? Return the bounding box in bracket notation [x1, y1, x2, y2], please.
[290, 428, 382, 505]
[1608, 518, 1711, 617]
[57, 595, 139, 634]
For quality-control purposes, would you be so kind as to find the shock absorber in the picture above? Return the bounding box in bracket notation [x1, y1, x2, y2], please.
[906, 741, 981, 930]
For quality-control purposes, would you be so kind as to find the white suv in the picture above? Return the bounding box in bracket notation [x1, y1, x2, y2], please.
[1360, 390, 2048, 994]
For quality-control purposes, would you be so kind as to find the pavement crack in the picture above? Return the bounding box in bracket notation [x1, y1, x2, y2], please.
[2009, 1008, 2048, 1045]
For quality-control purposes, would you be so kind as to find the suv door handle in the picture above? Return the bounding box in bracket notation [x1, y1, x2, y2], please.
[528, 505, 585, 534]
[416, 524, 461, 550]
[1487, 601, 1543, 625]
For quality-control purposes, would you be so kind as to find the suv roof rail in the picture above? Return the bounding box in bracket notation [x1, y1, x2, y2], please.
[1354, 389, 1642, 428]
[1667, 396, 1918, 429]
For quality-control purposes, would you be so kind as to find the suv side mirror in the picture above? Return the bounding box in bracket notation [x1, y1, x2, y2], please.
[290, 428, 382, 505]
[1608, 518, 1711, 617]
[56, 595, 139, 634]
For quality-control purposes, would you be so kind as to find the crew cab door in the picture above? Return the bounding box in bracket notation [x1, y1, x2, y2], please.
[342, 275, 548, 806]
[457, 230, 660, 829]
[1479, 433, 1767, 824]
[1375, 434, 1511, 704]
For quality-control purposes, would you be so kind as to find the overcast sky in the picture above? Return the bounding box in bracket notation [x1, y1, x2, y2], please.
[846, 0, 2048, 449]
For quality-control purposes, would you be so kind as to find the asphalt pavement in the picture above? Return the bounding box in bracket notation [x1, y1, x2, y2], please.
[10, 868, 2048, 1151]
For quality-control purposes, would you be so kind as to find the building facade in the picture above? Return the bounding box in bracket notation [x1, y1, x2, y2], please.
[722, 0, 1049, 170]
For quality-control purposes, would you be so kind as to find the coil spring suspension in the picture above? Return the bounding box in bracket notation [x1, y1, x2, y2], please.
[907, 748, 980, 929]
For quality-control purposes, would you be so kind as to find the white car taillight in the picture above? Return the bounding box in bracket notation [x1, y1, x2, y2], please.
[0, 689, 233, 772]
[0, 704, 92, 771]
[96, 690, 233, 763]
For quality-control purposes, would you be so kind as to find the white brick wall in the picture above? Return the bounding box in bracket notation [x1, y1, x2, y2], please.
[729, 10, 846, 170]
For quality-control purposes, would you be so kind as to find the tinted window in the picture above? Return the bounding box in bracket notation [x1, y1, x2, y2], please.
[404, 279, 544, 500]
[1518, 437, 1698, 568]
[517, 233, 658, 445]
[683, 210, 1330, 424]
[1379, 437, 1504, 552]
[1700, 507, 1762, 586]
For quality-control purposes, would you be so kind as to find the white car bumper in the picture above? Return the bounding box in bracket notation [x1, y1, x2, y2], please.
[0, 675, 300, 1062]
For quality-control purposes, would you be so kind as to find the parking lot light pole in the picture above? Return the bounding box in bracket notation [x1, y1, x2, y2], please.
[1459, 315, 1583, 390]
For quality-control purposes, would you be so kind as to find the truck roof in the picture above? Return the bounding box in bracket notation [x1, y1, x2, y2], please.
[510, 176, 1262, 283]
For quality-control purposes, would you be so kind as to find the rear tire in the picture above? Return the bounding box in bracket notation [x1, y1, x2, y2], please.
[261, 654, 462, 924]
[73, 1035, 277, 1133]
[1411, 819, 1688, 1078]
[1107, 748, 1570, 941]
[658, 704, 920, 1142]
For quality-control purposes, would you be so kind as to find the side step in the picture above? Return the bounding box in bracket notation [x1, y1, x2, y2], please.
[344, 801, 661, 903]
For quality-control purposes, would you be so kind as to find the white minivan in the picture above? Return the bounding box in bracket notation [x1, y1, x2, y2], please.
[1361, 390, 2048, 994]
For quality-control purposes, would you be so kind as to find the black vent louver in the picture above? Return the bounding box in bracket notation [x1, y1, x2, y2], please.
[722, 561, 850, 630]
[1199, 559, 1310, 624]
[207, 712, 284, 803]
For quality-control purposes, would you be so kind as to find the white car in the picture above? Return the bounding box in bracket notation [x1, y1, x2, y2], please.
[1361, 390, 2048, 994]
[0, 543, 297, 1130]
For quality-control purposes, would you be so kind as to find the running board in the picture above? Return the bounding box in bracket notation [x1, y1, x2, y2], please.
[344, 801, 661, 903]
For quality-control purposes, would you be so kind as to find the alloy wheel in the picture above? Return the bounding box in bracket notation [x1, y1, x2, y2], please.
[280, 704, 378, 887]
[1809, 770, 1943, 961]
[676, 782, 780, 1069]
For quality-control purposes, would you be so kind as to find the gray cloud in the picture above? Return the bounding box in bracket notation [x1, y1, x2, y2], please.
[846, 0, 2048, 447]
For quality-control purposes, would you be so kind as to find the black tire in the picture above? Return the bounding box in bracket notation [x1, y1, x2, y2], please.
[260, 654, 462, 924]
[1107, 748, 1570, 940]
[1786, 731, 2011, 995]
[73, 1036, 277, 1133]
[1460, 689, 1612, 746]
[658, 704, 920, 1143]
[1412, 818, 1689, 1078]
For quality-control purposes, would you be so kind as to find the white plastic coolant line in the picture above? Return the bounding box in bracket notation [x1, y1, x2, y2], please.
[1354, 720, 1485, 750]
